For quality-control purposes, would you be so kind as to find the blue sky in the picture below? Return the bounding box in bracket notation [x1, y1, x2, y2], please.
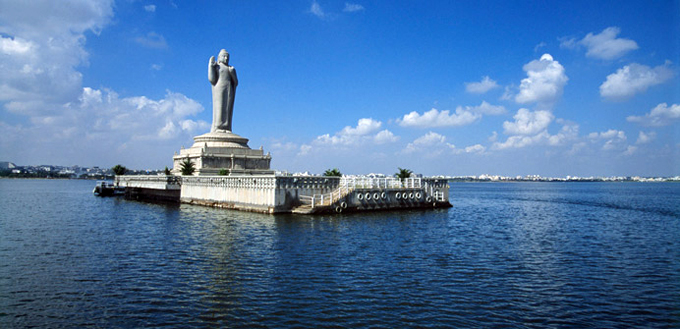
[1, 0, 678, 176]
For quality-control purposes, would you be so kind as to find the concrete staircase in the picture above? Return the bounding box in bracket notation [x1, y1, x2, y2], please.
[292, 184, 355, 214]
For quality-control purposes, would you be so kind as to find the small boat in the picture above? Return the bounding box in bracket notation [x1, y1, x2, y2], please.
[93, 181, 125, 196]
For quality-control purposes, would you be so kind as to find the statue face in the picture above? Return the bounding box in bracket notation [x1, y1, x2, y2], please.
[218, 51, 229, 64]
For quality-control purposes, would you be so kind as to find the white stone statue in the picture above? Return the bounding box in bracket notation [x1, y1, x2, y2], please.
[209, 49, 238, 132]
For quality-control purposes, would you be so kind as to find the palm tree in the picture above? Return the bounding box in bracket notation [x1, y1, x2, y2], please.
[323, 168, 342, 177]
[180, 158, 196, 176]
[112, 164, 127, 176]
[395, 167, 412, 180]
[164, 166, 171, 175]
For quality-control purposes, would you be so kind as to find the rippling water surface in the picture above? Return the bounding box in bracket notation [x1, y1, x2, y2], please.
[1, 179, 679, 328]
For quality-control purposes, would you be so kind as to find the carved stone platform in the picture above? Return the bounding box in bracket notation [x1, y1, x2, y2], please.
[173, 130, 273, 176]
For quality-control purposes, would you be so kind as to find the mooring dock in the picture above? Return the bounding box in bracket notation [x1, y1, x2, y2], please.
[115, 175, 451, 214]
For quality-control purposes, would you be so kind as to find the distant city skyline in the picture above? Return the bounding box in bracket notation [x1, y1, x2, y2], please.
[1, 1, 678, 177]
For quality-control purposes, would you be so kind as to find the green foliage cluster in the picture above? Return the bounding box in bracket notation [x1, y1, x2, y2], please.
[111, 164, 128, 176]
[323, 168, 342, 177]
[180, 159, 196, 176]
[395, 167, 413, 180]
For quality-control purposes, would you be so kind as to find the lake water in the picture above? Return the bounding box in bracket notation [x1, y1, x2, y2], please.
[1, 179, 679, 328]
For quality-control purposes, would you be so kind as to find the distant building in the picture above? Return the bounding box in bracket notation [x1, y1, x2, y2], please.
[0, 162, 16, 169]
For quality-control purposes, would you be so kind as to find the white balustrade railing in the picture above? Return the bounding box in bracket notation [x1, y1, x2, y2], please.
[116, 175, 181, 187]
[340, 177, 421, 189]
[299, 177, 430, 208]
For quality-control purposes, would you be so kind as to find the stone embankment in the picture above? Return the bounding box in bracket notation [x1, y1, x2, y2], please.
[116, 175, 451, 214]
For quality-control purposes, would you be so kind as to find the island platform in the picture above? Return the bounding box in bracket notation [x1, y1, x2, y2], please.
[116, 175, 451, 214]
[111, 49, 452, 214]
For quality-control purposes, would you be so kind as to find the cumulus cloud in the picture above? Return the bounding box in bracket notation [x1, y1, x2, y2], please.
[600, 63, 674, 100]
[515, 54, 568, 108]
[588, 129, 626, 141]
[343, 3, 364, 12]
[579, 27, 638, 60]
[493, 116, 577, 150]
[627, 103, 680, 126]
[474, 101, 506, 115]
[636, 131, 656, 145]
[465, 76, 499, 94]
[0, 0, 114, 114]
[464, 144, 486, 154]
[374, 129, 399, 144]
[399, 108, 479, 128]
[144, 5, 156, 12]
[1, 87, 209, 166]
[0, 0, 211, 168]
[398, 101, 504, 128]
[502, 108, 554, 136]
[403, 131, 455, 154]
[588, 129, 627, 151]
[315, 118, 398, 146]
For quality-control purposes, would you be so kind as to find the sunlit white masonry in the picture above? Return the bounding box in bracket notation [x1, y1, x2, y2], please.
[116, 49, 451, 214]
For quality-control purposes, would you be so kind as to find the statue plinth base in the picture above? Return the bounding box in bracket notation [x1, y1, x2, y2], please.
[173, 130, 273, 176]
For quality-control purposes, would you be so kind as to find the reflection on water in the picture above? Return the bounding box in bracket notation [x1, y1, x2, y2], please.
[1, 180, 679, 328]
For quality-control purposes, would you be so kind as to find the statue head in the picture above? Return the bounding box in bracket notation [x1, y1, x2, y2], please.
[218, 49, 230, 64]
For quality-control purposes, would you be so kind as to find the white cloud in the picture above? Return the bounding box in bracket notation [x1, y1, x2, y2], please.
[588, 129, 626, 140]
[502, 108, 554, 136]
[560, 27, 638, 60]
[493, 117, 577, 150]
[579, 27, 638, 60]
[134, 32, 168, 49]
[298, 144, 312, 156]
[465, 76, 499, 94]
[0, 0, 114, 37]
[636, 131, 656, 145]
[588, 129, 627, 151]
[473, 101, 506, 115]
[600, 62, 674, 100]
[623, 145, 638, 156]
[315, 118, 397, 146]
[144, 5, 156, 12]
[0, 87, 209, 167]
[398, 101, 504, 128]
[309, 1, 325, 18]
[559, 37, 578, 50]
[374, 129, 399, 144]
[464, 144, 486, 153]
[488, 131, 498, 142]
[343, 3, 364, 12]
[399, 108, 479, 128]
[0, 0, 114, 114]
[492, 132, 550, 150]
[0, 36, 36, 55]
[627, 103, 680, 126]
[403, 132, 455, 154]
[515, 54, 568, 108]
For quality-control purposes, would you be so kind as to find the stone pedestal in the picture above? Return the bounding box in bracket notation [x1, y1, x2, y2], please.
[173, 130, 273, 176]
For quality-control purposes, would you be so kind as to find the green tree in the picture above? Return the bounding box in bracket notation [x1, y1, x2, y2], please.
[218, 168, 229, 175]
[112, 164, 128, 176]
[395, 167, 413, 181]
[164, 166, 172, 175]
[323, 168, 342, 177]
[180, 158, 196, 176]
